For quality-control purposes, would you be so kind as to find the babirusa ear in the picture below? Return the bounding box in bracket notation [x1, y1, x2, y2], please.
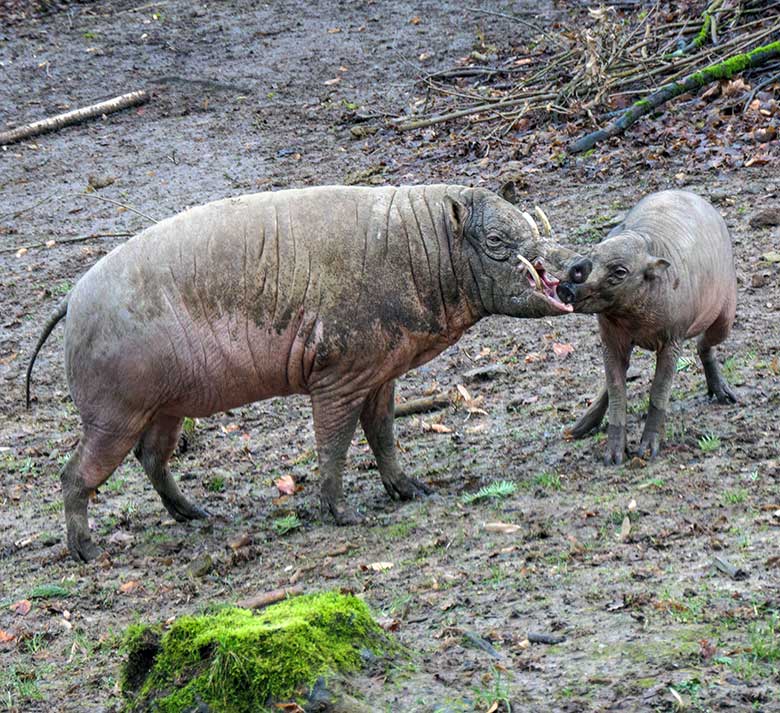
[444, 195, 469, 237]
[498, 180, 520, 205]
[644, 256, 671, 280]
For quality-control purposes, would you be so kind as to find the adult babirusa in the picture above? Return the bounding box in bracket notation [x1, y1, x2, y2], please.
[26, 184, 583, 561]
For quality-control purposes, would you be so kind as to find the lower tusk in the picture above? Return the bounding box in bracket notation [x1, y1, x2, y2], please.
[517, 254, 542, 291]
[534, 206, 553, 238]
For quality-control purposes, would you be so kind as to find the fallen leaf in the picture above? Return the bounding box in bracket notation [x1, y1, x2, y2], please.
[229, 532, 252, 551]
[275, 475, 296, 496]
[107, 530, 134, 546]
[428, 423, 453, 434]
[11, 600, 31, 616]
[15, 247, 27, 258]
[323, 77, 341, 86]
[524, 352, 546, 363]
[368, 561, 394, 572]
[484, 522, 521, 534]
[409, 15, 421, 24]
[552, 342, 574, 359]
[377, 616, 400, 631]
[275, 703, 305, 713]
[456, 384, 473, 402]
[628, 498, 637, 512]
[762, 251, 780, 263]
[327, 27, 341, 33]
[119, 580, 141, 594]
[0, 630, 15, 644]
[618, 515, 631, 541]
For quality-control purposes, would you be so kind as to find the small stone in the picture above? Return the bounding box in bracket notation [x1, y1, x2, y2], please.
[752, 272, 770, 288]
[750, 208, 780, 228]
[187, 552, 213, 578]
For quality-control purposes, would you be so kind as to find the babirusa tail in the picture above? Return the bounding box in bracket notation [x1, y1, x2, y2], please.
[25, 297, 69, 409]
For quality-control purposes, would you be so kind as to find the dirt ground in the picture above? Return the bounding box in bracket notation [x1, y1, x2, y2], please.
[1, 1, 779, 711]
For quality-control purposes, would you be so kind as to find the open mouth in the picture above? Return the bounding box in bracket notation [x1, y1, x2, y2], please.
[518, 255, 573, 313]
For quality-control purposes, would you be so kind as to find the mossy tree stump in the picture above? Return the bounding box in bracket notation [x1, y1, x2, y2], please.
[121, 592, 393, 713]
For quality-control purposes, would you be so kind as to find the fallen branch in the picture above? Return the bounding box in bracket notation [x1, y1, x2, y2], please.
[568, 40, 780, 153]
[0, 233, 133, 255]
[394, 394, 451, 418]
[236, 584, 304, 610]
[393, 95, 554, 131]
[0, 90, 149, 146]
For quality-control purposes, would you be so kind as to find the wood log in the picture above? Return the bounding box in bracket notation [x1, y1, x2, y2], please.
[394, 394, 450, 418]
[0, 90, 149, 146]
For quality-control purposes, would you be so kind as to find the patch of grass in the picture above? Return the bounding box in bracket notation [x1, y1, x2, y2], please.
[52, 280, 73, 296]
[675, 356, 694, 372]
[0, 664, 44, 707]
[290, 449, 316, 466]
[628, 394, 651, 415]
[470, 666, 511, 710]
[205, 475, 226, 493]
[697, 433, 721, 453]
[384, 521, 416, 540]
[272, 514, 302, 536]
[105, 476, 128, 494]
[29, 583, 70, 600]
[638, 477, 666, 489]
[533, 471, 562, 492]
[719, 612, 780, 682]
[462, 480, 517, 504]
[722, 487, 748, 505]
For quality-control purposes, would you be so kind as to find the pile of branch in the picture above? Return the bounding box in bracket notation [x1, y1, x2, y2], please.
[393, 1, 780, 152]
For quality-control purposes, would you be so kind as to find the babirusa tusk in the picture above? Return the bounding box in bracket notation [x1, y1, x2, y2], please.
[517, 254, 542, 291]
[520, 211, 541, 240]
[534, 206, 553, 237]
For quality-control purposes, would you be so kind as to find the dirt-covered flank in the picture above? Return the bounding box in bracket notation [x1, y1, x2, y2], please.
[1, 1, 779, 712]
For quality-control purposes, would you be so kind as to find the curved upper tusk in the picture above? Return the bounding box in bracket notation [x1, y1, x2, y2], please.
[520, 211, 541, 240]
[517, 253, 542, 292]
[534, 206, 553, 238]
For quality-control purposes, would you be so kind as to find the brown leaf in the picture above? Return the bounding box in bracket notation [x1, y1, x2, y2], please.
[275, 475, 296, 496]
[119, 580, 141, 594]
[229, 532, 252, 551]
[11, 600, 31, 616]
[428, 423, 453, 434]
[409, 15, 421, 24]
[552, 342, 574, 359]
[0, 630, 15, 644]
[323, 77, 341, 86]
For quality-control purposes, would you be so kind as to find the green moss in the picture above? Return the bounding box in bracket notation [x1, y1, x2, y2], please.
[121, 592, 393, 713]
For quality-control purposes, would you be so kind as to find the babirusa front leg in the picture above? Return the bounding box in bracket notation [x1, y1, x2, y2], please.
[601, 321, 633, 465]
[637, 340, 681, 460]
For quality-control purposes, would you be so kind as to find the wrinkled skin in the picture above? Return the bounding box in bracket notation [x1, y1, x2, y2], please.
[561, 190, 737, 465]
[26, 184, 581, 562]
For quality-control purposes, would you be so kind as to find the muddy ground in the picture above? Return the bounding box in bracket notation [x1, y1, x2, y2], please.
[1, 1, 779, 711]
